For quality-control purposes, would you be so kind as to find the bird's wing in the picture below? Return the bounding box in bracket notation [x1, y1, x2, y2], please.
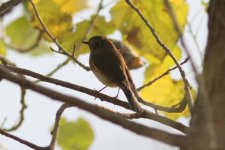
[91, 48, 127, 86]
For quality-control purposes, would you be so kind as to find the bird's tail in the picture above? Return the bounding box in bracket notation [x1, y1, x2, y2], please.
[121, 82, 142, 112]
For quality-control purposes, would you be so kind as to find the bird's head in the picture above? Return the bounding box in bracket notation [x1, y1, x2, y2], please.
[82, 36, 113, 52]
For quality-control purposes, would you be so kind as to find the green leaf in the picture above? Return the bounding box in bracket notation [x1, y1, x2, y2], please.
[60, 15, 116, 55]
[29, 0, 73, 41]
[52, 0, 89, 14]
[29, 39, 52, 56]
[57, 117, 94, 150]
[5, 16, 51, 56]
[6, 16, 39, 50]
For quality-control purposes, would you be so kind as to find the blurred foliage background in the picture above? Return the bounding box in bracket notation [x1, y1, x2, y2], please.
[0, 0, 205, 149]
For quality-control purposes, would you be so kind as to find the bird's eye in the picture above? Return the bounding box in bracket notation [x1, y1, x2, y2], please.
[94, 41, 100, 46]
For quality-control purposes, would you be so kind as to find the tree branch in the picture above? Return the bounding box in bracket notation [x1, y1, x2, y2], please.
[0, 0, 24, 17]
[8, 31, 43, 53]
[0, 55, 16, 66]
[0, 65, 190, 147]
[0, 128, 47, 150]
[34, 58, 70, 83]
[138, 57, 189, 91]
[0, 55, 27, 131]
[163, 0, 219, 149]
[3, 64, 188, 133]
[29, 0, 90, 71]
[49, 103, 72, 150]
[125, 0, 194, 112]
[4, 87, 27, 131]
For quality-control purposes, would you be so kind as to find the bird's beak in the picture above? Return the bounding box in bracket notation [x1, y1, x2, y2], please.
[82, 41, 89, 45]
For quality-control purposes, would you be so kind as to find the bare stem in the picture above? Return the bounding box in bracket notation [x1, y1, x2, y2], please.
[0, 65, 189, 147]
[125, 0, 194, 112]
[3, 65, 188, 133]
[49, 103, 72, 150]
[29, 0, 90, 71]
[138, 57, 189, 91]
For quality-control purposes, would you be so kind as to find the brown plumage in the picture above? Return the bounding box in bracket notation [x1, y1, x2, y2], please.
[82, 36, 142, 112]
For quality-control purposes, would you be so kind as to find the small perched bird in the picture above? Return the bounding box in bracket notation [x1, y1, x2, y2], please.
[82, 36, 142, 112]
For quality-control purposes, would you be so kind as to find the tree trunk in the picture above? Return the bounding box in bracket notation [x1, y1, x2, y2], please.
[182, 0, 225, 149]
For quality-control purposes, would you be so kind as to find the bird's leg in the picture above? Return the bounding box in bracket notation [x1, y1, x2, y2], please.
[93, 86, 107, 100]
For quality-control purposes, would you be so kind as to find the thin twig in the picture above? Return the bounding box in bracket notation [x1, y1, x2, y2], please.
[6, 31, 43, 53]
[29, 0, 90, 71]
[30, 0, 104, 77]
[125, 0, 194, 112]
[49, 103, 72, 150]
[34, 58, 70, 83]
[187, 22, 203, 60]
[0, 56, 27, 131]
[138, 57, 189, 91]
[0, 55, 16, 66]
[0, 0, 25, 16]
[5, 64, 130, 108]
[97, 106, 188, 133]
[0, 128, 47, 150]
[4, 65, 188, 133]
[80, 0, 103, 43]
[163, 0, 217, 148]
[0, 66, 190, 148]
[4, 87, 27, 131]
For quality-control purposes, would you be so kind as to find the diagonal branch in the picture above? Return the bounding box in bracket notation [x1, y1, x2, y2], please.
[4, 87, 27, 131]
[0, 65, 190, 147]
[125, 0, 194, 112]
[138, 57, 189, 91]
[34, 58, 70, 83]
[0, 55, 27, 131]
[49, 103, 72, 150]
[35, 0, 104, 78]
[0, 128, 47, 150]
[29, 0, 90, 71]
[0, 0, 24, 16]
[4, 65, 188, 133]
[163, 0, 217, 148]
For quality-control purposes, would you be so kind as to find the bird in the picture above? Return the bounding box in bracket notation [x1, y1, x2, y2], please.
[82, 36, 142, 112]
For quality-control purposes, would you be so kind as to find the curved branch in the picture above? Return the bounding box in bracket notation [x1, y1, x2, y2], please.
[49, 103, 72, 150]
[0, 55, 27, 131]
[0, 128, 47, 150]
[29, 0, 90, 71]
[3, 65, 188, 133]
[0, 0, 24, 16]
[0, 65, 190, 147]
[4, 87, 27, 131]
[34, 58, 70, 83]
[138, 57, 189, 91]
[125, 0, 194, 112]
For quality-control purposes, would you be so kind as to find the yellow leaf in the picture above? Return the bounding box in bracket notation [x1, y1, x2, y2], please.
[29, 0, 73, 41]
[52, 0, 89, 14]
[6, 16, 39, 50]
[0, 41, 6, 56]
[32, 0, 40, 4]
[111, 0, 189, 119]
[110, 0, 188, 65]
[60, 15, 115, 55]
[140, 62, 192, 120]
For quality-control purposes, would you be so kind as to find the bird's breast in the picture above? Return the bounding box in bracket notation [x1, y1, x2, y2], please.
[89, 55, 118, 87]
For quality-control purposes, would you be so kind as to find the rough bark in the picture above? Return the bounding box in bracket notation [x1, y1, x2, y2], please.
[183, 0, 225, 149]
